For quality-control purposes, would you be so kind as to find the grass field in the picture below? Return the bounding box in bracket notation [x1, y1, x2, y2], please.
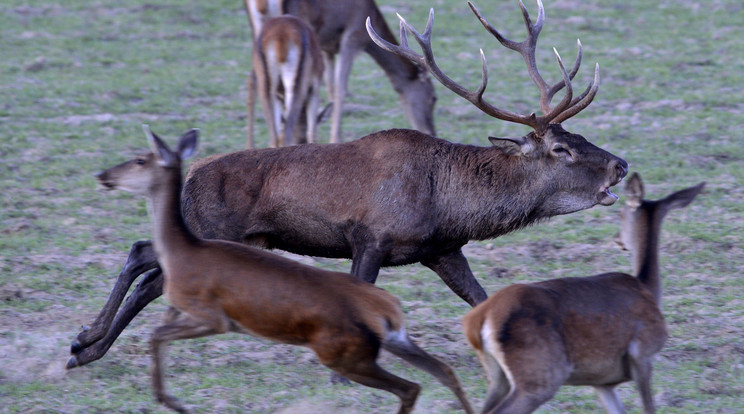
[1, 0, 743, 413]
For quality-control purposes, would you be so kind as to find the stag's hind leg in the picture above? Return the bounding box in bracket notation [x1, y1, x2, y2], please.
[68, 240, 161, 368]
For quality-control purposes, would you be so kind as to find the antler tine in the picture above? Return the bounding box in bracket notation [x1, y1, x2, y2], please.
[552, 63, 600, 124]
[546, 39, 582, 102]
[367, 8, 538, 128]
[542, 48, 573, 122]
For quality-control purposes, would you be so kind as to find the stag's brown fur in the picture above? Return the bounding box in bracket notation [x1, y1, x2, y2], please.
[97, 128, 473, 414]
[462, 174, 704, 414]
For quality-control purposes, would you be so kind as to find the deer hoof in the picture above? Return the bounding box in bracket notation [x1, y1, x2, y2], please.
[65, 356, 79, 370]
[70, 339, 83, 354]
[329, 372, 352, 386]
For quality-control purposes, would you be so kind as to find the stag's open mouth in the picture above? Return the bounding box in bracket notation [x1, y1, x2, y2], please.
[599, 185, 619, 206]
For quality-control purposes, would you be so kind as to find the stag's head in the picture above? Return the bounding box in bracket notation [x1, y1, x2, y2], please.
[367, 0, 628, 211]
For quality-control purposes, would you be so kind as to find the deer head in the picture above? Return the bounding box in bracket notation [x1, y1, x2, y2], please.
[367, 0, 628, 207]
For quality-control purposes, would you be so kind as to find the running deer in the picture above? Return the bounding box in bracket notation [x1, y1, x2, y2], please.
[243, 0, 437, 145]
[254, 15, 325, 147]
[462, 173, 704, 414]
[66, 0, 627, 369]
[95, 126, 474, 414]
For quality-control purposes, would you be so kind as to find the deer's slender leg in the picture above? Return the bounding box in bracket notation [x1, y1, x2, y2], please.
[70, 240, 158, 354]
[422, 248, 487, 306]
[246, 69, 257, 149]
[329, 36, 361, 144]
[151, 310, 228, 414]
[67, 267, 164, 369]
[331, 360, 420, 414]
[629, 347, 656, 414]
[594, 385, 627, 414]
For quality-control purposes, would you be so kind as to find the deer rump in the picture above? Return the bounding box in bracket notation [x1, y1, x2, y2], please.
[183, 129, 470, 265]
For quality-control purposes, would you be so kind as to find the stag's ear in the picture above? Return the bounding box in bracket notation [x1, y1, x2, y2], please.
[625, 172, 644, 208]
[488, 136, 535, 156]
[177, 129, 199, 160]
[143, 125, 178, 167]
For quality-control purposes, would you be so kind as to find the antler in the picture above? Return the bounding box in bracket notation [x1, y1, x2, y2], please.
[366, 0, 600, 134]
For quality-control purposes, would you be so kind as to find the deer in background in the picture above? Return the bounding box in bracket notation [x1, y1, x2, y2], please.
[66, 0, 628, 369]
[462, 173, 705, 414]
[96, 126, 474, 414]
[243, 0, 437, 145]
[254, 16, 325, 146]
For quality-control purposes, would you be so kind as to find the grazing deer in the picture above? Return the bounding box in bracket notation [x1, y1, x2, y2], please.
[462, 173, 705, 414]
[243, 0, 437, 144]
[254, 16, 325, 147]
[66, 0, 628, 369]
[95, 126, 474, 414]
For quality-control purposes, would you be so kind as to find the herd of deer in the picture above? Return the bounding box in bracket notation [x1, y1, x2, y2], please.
[65, 1, 705, 413]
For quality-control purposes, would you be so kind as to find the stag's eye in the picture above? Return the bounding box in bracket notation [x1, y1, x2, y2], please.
[135, 158, 146, 165]
[552, 145, 569, 155]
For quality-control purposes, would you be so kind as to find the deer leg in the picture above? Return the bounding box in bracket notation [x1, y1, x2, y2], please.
[329, 359, 420, 414]
[246, 69, 257, 149]
[351, 245, 385, 283]
[422, 248, 487, 306]
[475, 350, 511, 413]
[628, 344, 656, 414]
[483, 387, 555, 414]
[594, 385, 627, 414]
[70, 240, 158, 354]
[383, 334, 474, 414]
[329, 39, 360, 144]
[67, 267, 164, 369]
[150, 310, 228, 414]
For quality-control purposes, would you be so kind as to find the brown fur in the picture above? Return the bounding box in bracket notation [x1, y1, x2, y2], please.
[243, 0, 436, 145]
[96, 128, 473, 414]
[462, 174, 705, 414]
[254, 16, 324, 147]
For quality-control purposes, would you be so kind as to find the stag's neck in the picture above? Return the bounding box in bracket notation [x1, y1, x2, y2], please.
[632, 215, 662, 304]
[146, 170, 199, 261]
[438, 145, 545, 241]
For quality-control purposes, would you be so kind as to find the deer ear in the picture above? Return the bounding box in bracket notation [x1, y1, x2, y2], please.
[177, 129, 199, 160]
[488, 136, 535, 156]
[143, 124, 178, 167]
[625, 172, 644, 208]
[658, 181, 705, 214]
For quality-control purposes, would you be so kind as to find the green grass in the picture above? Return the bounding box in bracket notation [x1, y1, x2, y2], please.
[1, 0, 743, 413]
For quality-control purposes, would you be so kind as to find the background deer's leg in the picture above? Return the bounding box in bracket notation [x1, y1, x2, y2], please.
[246, 69, 257, 149]
[328, 37, 360, 144]
[68, 267, 164, 368]
[422, 248, 487, 307]
[70, 240, 158, 354]
[594, 385, 627, 414]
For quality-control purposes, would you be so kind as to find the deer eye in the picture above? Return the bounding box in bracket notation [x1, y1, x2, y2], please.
[551, 145, 568, 155]
[135, 158, 146, 165]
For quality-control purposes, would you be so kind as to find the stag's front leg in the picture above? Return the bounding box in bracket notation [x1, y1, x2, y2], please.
[422, 248, 487, 307]
[68, 240, 160, 367]
[68, 267, 164, 368]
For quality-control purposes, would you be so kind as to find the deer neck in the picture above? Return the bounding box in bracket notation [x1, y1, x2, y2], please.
[632, 212, 662, 303]
[440, 146, 546, 241]
[146, 169, 199, 262]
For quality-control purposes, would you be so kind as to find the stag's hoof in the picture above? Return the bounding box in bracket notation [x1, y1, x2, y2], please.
[65, 356, 79, 370]
[70, 339, 83, 354]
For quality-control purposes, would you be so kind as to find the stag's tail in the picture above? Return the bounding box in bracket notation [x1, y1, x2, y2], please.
[382, 329, 474, 414]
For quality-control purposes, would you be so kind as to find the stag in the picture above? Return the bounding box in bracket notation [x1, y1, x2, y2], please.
[243, 0, 437, 145]
[463, 174, 704, 413]
[95, 127, 473, 414]
[67, 0, 627, 369]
